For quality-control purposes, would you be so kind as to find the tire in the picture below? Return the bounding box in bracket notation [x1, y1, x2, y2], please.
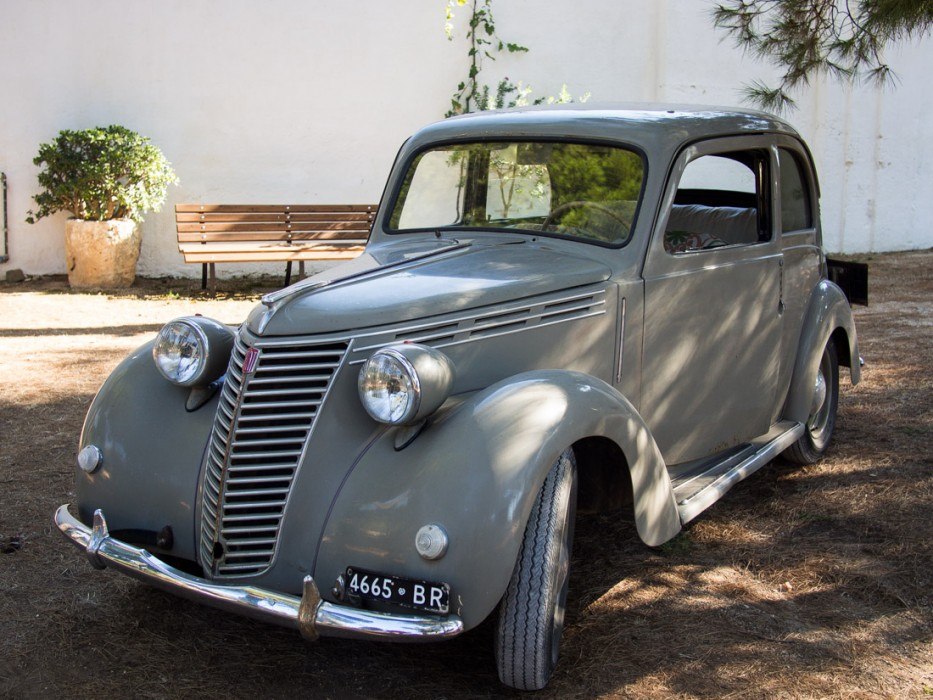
[495, 448, 577, 691]
[785, 341, 839, 465]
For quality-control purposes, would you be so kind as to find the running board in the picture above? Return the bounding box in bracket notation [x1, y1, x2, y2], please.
[676, 422, 805, 525]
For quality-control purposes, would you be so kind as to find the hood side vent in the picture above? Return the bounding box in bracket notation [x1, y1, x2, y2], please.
[351, 287, 607, 362]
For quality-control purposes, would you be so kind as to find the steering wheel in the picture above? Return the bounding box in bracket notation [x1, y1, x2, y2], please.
[541, 200, 631, 234]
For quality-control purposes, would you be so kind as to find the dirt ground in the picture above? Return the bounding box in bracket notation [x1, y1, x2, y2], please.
[0, 253, 930, 699]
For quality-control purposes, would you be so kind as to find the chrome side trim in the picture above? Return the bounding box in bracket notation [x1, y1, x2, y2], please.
[615, 297, 626, 384]
[676, 422, 805, 524]
[54, 505, 464, 641]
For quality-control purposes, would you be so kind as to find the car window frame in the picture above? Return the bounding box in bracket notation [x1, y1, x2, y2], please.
[643, 134, 781, 279]
[772, 137, 820, 243]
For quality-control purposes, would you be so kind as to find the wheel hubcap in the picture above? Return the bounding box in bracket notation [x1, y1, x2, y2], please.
[807, 351, 833, 441]
[810, 369, 827, 416]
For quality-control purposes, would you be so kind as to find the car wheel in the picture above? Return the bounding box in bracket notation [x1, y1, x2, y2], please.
[786, 341, 839, 465]
[495, 448, 577, 691]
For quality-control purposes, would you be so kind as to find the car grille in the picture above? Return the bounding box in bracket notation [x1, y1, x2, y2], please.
[199, 334, 347, 578]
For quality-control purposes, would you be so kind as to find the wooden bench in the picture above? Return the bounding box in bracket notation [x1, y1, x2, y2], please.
[175, 203, 377, 289]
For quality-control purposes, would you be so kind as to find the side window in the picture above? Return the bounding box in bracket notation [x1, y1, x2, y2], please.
[778, 148, 813, 232]
[665, 150, 770, 255]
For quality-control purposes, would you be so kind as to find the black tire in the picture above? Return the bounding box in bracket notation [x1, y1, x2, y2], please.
[785, 342, 839, 465]
[495, 448, 577, 691]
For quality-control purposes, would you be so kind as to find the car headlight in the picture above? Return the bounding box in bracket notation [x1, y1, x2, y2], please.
[152, 316, 234, 387]
[358, 344, 455, 425]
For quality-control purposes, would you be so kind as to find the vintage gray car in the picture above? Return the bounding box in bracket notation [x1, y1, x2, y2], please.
[55, 105, 862, 690]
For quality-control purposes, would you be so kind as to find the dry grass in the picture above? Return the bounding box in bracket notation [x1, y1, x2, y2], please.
[1, 254, 931, 699]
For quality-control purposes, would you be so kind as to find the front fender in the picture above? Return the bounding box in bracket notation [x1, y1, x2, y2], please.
[75, 339, 215, 562]
[784, 280, 861, 424]
[314, 370, 679, 631]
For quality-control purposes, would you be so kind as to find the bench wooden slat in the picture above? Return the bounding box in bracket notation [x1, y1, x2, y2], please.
[175, 212, 374, 224]
[174, 204, 376, 214]
[176, 221, 371, 233]
[180, 244, 365, 263]
[179, 241, 364, 252]
[178, 232, 368, 243]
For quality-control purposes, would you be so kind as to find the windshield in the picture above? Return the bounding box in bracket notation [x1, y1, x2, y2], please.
[388, 141, 645, 247]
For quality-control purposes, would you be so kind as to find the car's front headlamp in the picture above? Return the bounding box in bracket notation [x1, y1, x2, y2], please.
[358, 344, 455, 425]
[152, 316, 234, 387]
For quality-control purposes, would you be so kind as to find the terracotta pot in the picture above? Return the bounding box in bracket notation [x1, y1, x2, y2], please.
[64, 219, 141, 288]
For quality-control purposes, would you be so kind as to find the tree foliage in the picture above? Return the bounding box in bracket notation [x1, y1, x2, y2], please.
[713, 0, 933, 111]
[27, 125, 178, 223]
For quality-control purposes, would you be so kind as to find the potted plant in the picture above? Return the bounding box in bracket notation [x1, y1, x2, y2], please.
[26, 125, 178, 288]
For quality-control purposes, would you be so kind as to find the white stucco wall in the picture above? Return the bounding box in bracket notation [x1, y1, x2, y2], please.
[1, 0, 930, 279]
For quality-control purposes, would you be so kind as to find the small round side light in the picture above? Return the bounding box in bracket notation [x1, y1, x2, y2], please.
[415, 524, 449, 560]
[77, 445, 102, 474]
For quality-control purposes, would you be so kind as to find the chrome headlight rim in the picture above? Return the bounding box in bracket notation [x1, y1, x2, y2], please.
[358, 343, 455, 426]
[152, 316, 229, 388]
[358, 346, 422, 425]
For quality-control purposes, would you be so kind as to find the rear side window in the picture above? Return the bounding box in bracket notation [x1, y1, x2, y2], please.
[664, 150, 770, 254]
[779, 148, 813, 232]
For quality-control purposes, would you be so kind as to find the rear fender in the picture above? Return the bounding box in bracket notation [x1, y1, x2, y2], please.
[313, 370, 679, 630]
[784, 280, 861, 423]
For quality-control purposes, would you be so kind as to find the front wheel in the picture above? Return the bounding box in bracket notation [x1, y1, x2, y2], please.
[785, 341, 839, 465]
[495, 448, 577, 691]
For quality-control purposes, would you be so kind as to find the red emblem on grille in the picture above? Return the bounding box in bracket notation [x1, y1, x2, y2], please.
[243, 347, 260, 374]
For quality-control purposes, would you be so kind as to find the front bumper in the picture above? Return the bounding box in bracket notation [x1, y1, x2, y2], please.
[54, 505, 464, 642]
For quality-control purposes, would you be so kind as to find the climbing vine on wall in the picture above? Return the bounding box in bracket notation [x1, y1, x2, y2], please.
[445, 0, 588, 117]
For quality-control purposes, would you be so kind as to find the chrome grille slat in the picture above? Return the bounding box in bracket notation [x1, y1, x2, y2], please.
[228, 449, 303, 459]
[222, 526, 279, 535]
[255, 363, 337, 373]
[236, 412, 317, 422]
[223, 487, 291, 498]
[231, 438, 305, 448]
[222, 537, 278, 546]
[233, 425, 312, 435]
[198, 337, 346, 578]
[245, 388, 329, 398]
[221, 513, 283, 522]
[239, 400, 323, 410]
[226, 462, 300, 472]
[223, 475, 293, 485]
[248, 375, 335, 385]
[222, 499, 287, 509]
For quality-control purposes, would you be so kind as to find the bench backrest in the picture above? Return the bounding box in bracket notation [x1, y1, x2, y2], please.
[175, 204, 376, 245]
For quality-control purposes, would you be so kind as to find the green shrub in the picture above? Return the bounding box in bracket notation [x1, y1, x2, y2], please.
[26, 125, 178, 223]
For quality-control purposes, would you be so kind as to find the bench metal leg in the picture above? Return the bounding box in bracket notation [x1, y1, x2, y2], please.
[284, 261, 292, 287]
[298, 260, 306, 281]
[209, 263, 216, 293]
[201, 263, 208, 290]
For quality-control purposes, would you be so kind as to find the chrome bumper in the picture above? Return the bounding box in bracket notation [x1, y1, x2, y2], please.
[54, 505, 463, 642]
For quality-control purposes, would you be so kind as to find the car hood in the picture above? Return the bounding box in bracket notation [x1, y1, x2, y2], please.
[246, 236, 612, 336]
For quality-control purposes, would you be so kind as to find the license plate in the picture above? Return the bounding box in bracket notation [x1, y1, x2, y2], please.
[345, 567, 450, 614]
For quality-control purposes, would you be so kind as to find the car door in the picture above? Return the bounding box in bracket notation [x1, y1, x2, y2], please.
[640, 136, 783, 465]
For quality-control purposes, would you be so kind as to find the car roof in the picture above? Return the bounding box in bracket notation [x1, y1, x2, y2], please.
[407, 103, 801, 155]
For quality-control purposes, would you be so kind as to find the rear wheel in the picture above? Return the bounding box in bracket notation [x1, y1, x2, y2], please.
[495, 448, 577, 691]
[786, 342, 839, 465]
